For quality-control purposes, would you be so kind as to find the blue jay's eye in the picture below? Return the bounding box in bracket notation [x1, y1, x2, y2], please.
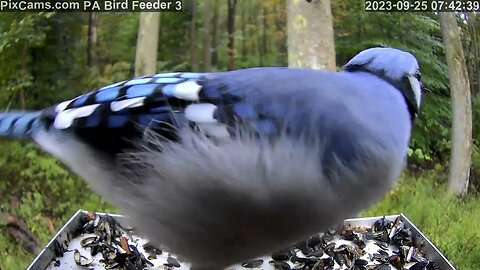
[414, 71, 421, 81]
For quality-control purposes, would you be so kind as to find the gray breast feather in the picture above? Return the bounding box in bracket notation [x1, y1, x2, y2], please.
[37, 124, 406, 270]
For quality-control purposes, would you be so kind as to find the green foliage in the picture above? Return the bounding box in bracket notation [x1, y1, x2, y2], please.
[0, 13, 52, 109]
[362, 171, 480, 270]
[410, 94, 452, 164]
[0, 141, 113, 269]
[0, 232, 33, 270]
[27, 13, 85, 108]
[473, 95, 480, 145]
[82, 61, 133, 91]
[96, 13, 138, 65]
[0, 141, 113, 217]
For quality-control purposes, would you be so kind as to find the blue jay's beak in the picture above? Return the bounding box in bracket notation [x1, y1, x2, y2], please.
[416, 79, 424, 117]
[398, 75, 421, 121]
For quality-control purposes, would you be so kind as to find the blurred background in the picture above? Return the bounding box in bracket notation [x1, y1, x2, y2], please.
[0, 0, 479, 269]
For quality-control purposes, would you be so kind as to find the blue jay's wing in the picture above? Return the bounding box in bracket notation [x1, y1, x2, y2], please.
[1, 66, 410, 156]
[1, 69, 360, 155]
[48, 72, 206, 128]
[22, 73, 208, 154]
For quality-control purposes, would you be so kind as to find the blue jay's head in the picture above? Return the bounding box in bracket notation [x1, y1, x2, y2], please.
[342, 47, 423, 119]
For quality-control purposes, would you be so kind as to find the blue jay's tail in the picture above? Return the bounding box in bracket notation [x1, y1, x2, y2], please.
[0, 111, 42, 139]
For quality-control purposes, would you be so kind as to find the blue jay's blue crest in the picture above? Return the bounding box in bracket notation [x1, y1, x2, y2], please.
[0, 47, 422, 270]
[343, 47, 419, 79]
[342, 47, 422, 118]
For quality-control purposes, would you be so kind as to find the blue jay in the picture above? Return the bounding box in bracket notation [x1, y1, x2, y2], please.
[0, 47, 422, 270]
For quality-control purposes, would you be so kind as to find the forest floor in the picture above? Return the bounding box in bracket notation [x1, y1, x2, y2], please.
[0, 169, 478, 270]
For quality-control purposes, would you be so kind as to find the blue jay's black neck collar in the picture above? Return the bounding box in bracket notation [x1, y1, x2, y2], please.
[343, 66, 419, 121]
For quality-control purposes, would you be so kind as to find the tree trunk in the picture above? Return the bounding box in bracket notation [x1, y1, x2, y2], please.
[262, 7, 268, 56]
[227, 0, 236, 70]
[135, 12, 160, 77]
[249, 3, 257, 63]
[257, 10, 263, 66]
[472, 14, 480, 96]
[86, 12, 98, 68]
[211, 0, 219, 68]
[202, 0, 212, 71]
[439, 13, 473, 198]
[241, 1, 247, 57]
[469, 13, 480, 96]
[287, 0, 336, 70]
[20, 40, 28, 110]
[275, 3, 287, 64]
[189, 0, 198, 72]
